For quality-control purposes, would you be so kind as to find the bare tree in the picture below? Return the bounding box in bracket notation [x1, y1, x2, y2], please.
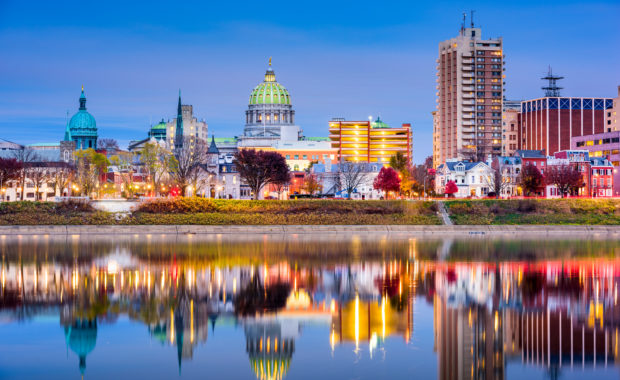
[171, 137, 207, 196]
[26, 163, 50, 201]
[140, 142, 175, 195]
[98, 138, 119, 151]
[484, 160, 511, 198]
[12, 148, 40, 200]
[337, 162, 368, 198]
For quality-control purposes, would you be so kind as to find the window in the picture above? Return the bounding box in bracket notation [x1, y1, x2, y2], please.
[471, 176, 475, 183]
[286, 155, 290, 159]
[476, 51, 484, 56]
[294, 155, 299, 159]
[303, 155, 307, 160]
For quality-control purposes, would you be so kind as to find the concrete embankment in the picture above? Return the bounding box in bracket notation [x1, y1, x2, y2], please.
[1, 225, 620, 237]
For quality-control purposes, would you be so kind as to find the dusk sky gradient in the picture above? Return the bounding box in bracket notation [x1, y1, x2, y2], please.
[0, 0, 618, 162]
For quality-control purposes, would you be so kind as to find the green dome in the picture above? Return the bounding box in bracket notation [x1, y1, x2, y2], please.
[249, 64, 291, 105]
[69, 88, 97, 137]
[151, 119, 167, 130]
[371, 117, 390, 129]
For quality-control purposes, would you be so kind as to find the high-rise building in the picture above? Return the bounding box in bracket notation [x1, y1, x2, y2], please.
[435, 17, 504, 165]
[432, 111, 440, 168]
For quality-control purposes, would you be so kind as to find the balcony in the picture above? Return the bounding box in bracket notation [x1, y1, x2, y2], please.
[462, 65, 474, 71]
[462, 58, 474, 64]
[463, 107, 474, 112]
[462, 93, 474, 99]
[462, 86, 474, 91]
[462, 72, 474, 78]
[462, 120, 475, 126]
[462, 79, 474, 85]
[462, 113, 474, 119]
[463, 100, 475, 105]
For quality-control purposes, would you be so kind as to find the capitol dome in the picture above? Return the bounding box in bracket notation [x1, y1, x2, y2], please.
[243, 59, 296, 140]
[67, 87, 98, 150]
[249, 68, 291, 105]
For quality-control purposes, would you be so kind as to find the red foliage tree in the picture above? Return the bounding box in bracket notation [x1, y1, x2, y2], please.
[444, 180, 458, 197]
[373, 167, 401, 199]
[545, 164, 583, 197]
[234, 149, 290, 200]
[519, 163, 544, 196]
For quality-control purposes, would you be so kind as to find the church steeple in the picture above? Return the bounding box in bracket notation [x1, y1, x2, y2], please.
[174, 89, 184, 150]
[79, 86, 87, 110]
[64, 121, 72, 141]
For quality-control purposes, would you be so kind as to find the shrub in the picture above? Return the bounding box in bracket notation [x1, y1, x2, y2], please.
[517, 199, 537, 213]
[136, 197, 218, 213]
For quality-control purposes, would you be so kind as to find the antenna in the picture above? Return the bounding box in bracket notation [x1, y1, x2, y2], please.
[470, 10, 475, 28]
[461, 12, 466, 34]
[541, 66, 564, 97]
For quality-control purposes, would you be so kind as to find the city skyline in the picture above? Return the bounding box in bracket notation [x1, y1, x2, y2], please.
[1, 0, 619, 163]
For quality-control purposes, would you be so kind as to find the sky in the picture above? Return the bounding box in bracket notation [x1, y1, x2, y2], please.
[0, 0, 618, 163]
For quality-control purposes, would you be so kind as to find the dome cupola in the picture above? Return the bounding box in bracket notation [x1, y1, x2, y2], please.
[68, 86, 98, 149]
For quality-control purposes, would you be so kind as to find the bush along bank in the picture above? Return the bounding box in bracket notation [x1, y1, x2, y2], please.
[444, 199, 620, 225]
[0, 199, 442, 225]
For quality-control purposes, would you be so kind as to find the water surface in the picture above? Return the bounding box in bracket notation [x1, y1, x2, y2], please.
[1, 234, 620, 379]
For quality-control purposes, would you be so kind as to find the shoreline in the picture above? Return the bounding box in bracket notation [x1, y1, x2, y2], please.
[1, 224, 620, 237]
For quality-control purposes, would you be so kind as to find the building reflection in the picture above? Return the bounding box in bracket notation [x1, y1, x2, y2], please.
[3, 239, 620, 379]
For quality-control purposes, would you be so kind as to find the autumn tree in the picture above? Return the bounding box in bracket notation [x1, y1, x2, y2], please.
[302, 173, 322, 196]
[234, 149, 290, 200]
[485, 159, 511, 198]
[74, 148, 109, 197]
[139, 142, 175, 195]
[444, 180, 458, 197]
[25, 163, 49, 201]
[110, 153, 137, 198]
[519, 163, 544, 196]
[0, 158, 22, 195]
[545, 164, 583, 197]
[373, 166, 401, 199]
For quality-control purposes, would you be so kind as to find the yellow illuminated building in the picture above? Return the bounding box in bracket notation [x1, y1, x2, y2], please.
[328, 118, 412, 163]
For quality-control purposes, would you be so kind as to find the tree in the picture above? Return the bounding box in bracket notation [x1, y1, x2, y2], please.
[0, 158, 22, 196]
[336, 162, 368, 199]
[171, 137, 207, 196]
[50, 164, 74, 197]
[25, 163, 49, 201]
[545, 164, 583, 197]
[485, 159, 511, 198]
[110, 153, 137, 198]
[12, 148, 39, 200]
[234, 149, 290, 200]
[373, 167, 401, 199]
[444, 180, 458, 197]
[272, 170, 291, 200]
[98, 138, 119, 151]
[302, 173, 322, 196]
[389, 152, 408, 173]
[407, 156, 435, 197]
[74, 148, 108, 197]
[140, 142, 175, 195]
[519, 163, 544, 196]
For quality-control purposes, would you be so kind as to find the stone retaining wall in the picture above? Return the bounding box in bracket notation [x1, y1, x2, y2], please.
[1, 225, 619, 237]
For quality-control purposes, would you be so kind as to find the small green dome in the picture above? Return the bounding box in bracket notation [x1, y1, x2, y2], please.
[249, 63, 291, 105]
[151, 119, 167, 130]
[69, 88, 97, 137]
[371, 117, 390, 129]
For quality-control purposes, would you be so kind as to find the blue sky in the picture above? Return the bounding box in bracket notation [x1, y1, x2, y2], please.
[0, 0, 618, 163]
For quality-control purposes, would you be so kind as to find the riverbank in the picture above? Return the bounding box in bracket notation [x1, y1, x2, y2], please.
[2, 224, 620, 236]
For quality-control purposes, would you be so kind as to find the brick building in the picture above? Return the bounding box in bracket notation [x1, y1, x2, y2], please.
[519, 97, 614, 155]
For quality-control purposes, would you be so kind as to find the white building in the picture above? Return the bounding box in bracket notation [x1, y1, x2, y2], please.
[435, 160, 494, 198]
[311, 162, 384, 199]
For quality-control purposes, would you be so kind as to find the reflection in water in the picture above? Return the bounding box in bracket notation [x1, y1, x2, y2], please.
[2, 235, 620, 379]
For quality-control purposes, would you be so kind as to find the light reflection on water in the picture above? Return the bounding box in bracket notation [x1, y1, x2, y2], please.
[1, 235, 620, 379]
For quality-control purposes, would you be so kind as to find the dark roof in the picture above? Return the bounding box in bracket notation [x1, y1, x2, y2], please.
[207, 136, 220, 154]
[515, 150, 546, 158]
[440, 161, 485, 171]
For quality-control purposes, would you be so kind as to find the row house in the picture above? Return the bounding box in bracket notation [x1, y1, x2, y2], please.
[435, 161, 494, 198]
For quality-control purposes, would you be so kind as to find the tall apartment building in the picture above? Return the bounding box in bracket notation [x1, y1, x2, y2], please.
[432, 111, 440, 168]
[435, 20, 504, 165]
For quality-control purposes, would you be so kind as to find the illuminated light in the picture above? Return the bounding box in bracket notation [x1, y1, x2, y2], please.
[107, 261, 118, 275]
[190, 300, 194, 343]
[355, 294, 360, 351]
[382, 295, 386, 339]
[494, 311, 499, 332]
[330, 299, 336, 314]
[170, 308, 175, 343]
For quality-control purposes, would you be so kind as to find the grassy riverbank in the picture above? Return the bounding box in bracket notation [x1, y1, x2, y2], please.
[445, 199, 620, 225]
[0, 199, 442, 225]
